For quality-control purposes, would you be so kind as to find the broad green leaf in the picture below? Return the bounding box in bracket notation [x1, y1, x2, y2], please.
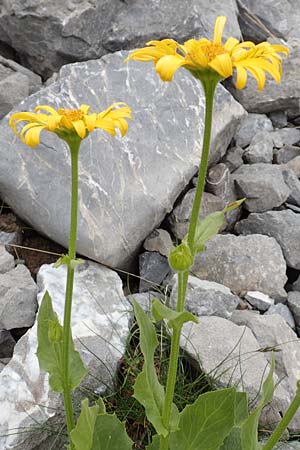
[132, 299, 179, 437]
[152, 299, 198, 330]
[146, 435, 160, 450]
[220, 392, 248, 450]
[183, 198, 245, 255]
[71, 398, 99, 450]
[91, 413, 133, 450]
[169, 388, 236, 450]
[241, 355, 275, 450]
[37, 291, 88, 392]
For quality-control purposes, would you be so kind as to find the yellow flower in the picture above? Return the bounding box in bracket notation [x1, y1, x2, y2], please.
[9, 103, 132, 147]
[125, 16, 289, 90]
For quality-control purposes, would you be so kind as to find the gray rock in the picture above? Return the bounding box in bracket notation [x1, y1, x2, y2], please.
[245, 291, 274, 311]
[225, 38, 300, 117]
[281, 168, 300, 207]
[169, 190, 224, 240]
[0, 51, 246, 270]
[0, 56, 42, 119]
[233, 163, 290, 212]
[282, 156, 300, 178]
[0, 260, 132, 450]
[0, 230, 22, 251]
[285, 203, 300, 214]
[260, 442, 300, 450]
[235, 210, 300, 270]
[243, 131, 274, 163]
[0, 330, 16, 358]
[139, 251, 170, 292]
[274, 145, 300, 164]
[221, 145, 245, 172]
[181, 316, 289, 428]
[271, 128, 300, 148]
[0, 244, 14, 273]
[231, 310, 300, 430]
[234, 113, 273, 148]
[143, 229, 174, 258]
[126, 291, 164, 315]
[291, 277, 300, 292]
[269, 111, 288, 129]
[287, 291, 300, 331]
[170, 275, 240, 319]
[192, 234, 287, 300]
[265, 303, 296, 330]
[0, 264, 37, 329]
[0, 0, 241, 78]
[237, 0, 300, 41]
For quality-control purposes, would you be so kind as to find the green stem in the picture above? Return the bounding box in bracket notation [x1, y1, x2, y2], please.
[160, 77, 217, 450]
[187, 78, 217, 249]
[62, 139, 80, 446]
[262, 382, 300, 450]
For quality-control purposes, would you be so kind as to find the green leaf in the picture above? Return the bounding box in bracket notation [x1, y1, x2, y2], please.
[146, 435, 160, 450]
[169, 388, 236, 450]
[220, 392, 248, 450]
[54, 254, 84, 269]
[36, 291, 88, 393]
[183, 198, 245, 255]
[91, 413, 133, 450]
[241, 355, 275, 450]
[71, 398, 99, 450]
[152, 299, 198, 330]
[132, 299, 179, 437]
[220, 428, 242, 450]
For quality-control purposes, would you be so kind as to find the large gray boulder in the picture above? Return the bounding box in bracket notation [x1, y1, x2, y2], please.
[0, 260, 132, 450]
[0, 0, 241, 78]
[235, 210, 300, 270]
[0, 50, 246, 270]
[192, 234, 287, 300]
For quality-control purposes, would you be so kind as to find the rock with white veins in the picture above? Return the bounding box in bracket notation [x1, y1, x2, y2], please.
[0, 50, 246, 270]
[0, 261, 132, 450]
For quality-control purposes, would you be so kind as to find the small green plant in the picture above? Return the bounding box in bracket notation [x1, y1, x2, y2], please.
[9, 15, 300, 450]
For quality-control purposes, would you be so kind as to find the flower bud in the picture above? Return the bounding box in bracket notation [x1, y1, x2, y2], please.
[168, 242, 194, 272]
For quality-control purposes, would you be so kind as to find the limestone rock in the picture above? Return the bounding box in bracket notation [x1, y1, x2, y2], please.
[243, 131, 274, 164]
[245, 291, 274, 311]
[221, 145, 245, 172]
[139, 251, 170, 292]
[143, 229, 174, 258]
[233, 163, 290, 212]
[274, 145, 300, 164]
[265, 303, 296, 330]
[0, 264, 37, 329]
[0, 260, 132, 450]
[0, 244, 14, 273]
[0, 51, 246, 270]
[0, 330, 16, 358]
[235, 210, 300, 270]
[271, 128, 300, 148]
[192, 234, 287, 300]
[281, 168, 300, 207]
[234, 113, 273, 148]
[170, 275, 240, 319]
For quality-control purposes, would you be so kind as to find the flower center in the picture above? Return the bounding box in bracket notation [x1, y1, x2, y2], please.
[58, 108, 84, 122]
[187, 41, 228, 66]
[201, 43, 227, 61]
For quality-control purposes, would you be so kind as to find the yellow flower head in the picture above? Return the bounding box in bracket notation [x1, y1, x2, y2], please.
[125, 16, 289, 90]
[9, 102, 132, 147]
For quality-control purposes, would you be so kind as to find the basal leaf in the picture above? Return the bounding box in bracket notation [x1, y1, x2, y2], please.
[220, 392, 248, 450]
[169, 388, 236, 450]
[132, 299, 179, 437]
[91, 413, 133, 450]
[37, 291, 88, 393]
[152, 299, 198, 331]
[220, 428, 242, 450]
[241, 355, 275, 450]
[71, 398, 99, 450]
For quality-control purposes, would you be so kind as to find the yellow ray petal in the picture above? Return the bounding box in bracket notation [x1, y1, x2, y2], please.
[235, 66, 248, 90]
[72, 120, 87, 139]
[95, 118, 116, 136]
[24, 125, 46, 147]
[80, 104, 90, 114]
[155, 55, 187, 81]
[209, 52, 233, 78]
[84, 113, 97, 132]
[35, 105, 59, 116]
[213, 16, 226, 45]
[224, 37, 240, 52]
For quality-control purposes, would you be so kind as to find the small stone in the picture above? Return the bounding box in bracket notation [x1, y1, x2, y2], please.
[233, 164, 290, 212]
[0, 264, 37, 330]
[281, 168, 300, 206]
[193, 234, 287, 301]
[143, 229, 174, 258]
[268, 111, 288, 129]
[234, 113, 273, 148]
[170, 275, 240, 319]
[221, 145, 245, 172]
[206, 163, 230, 198]
[287, 291, 300, 330]
[0, 330, 16, 358]
[126, 291, 164, 314]
[245, 291, 274, 312]
[0, 245, 14, 274]
[271, 128, 300, 148]
[243, 131, 274, 164]
[265, 303, 296, 330]
[274, 145, 300, 164]
[139, 252, 170, 292]
[281, 156, 300, 178]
